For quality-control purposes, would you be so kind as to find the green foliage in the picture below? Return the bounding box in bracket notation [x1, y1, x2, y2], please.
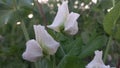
[99, 0, 112, 9]
[0, 0, 35, 27]
[79, 35, 107, 59]
[57, 56, 86, 68]
[35, 58, 53, 68]
[103, 1, 120, 41]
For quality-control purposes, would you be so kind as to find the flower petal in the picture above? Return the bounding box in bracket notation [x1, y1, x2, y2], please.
[64, 12, 80, 35]
[47, 1, 69, 32]
[86, 50, 110, 68]
[22, 39, 43, 62]
[34, 25, 60, 55]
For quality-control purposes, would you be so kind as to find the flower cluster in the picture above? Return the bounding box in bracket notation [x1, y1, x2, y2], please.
[22, 1, 80, 62]
[22, 25, 60, 62]
[22, 1, 111, 68]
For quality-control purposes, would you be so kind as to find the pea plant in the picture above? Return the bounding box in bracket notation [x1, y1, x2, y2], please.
[0, 0, 120, 68]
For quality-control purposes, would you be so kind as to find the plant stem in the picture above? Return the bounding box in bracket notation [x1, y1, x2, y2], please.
[21, 20, 30, 41]
[13, 0, 38, 68]
[60, 45, 66, 55]
[34, 62, 39, 68]
[103, 36, 112, 62]
[13, 0, 30, 41]
[52, 55, 56, 68]
[20, 15, 39, 68]
[103, 0, 115, 62]
[34, 0, 47, 27]
[112, 0, 115, 7]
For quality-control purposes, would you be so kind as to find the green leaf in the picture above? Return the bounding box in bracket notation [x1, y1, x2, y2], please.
[103, 1, 120, 40]
[79, 35, 107, 59]
[55, 35, 83, 66]
[36, 58, 53, 68]
[67, 37, 83, 56]
[57, 55, 86, 68]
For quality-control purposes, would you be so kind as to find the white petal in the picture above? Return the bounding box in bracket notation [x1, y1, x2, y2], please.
[22, 39, 43, 62]
[47, 1, 69, 32]
[86, 50, 110, 68]
[34, 25, 60, 55]
[64, 12, 80, 35]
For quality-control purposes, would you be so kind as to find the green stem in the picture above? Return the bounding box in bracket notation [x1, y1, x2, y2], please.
[13, 0, 40, 68]
[60, 45, 66, 55]
[34, 62, 39, 68]
[11, 24, 16, 46]
[103, 36, 112, 62]
[55, 33, 66, 56]
[112, 0, 115, 7]
[21, 20, 30, 41]
[13, 0, 30, 41]
[34, 0, 47, 27]
[103, 0, 115, 62]
[13, 0, 39, 68]
[52, 55, 56, 68]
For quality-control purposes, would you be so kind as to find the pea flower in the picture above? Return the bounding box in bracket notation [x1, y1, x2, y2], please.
[22, 39, 43, 62]
[22, 25, 60, 62]
[47, 1, 80, 35]
[86, 50, 110, 68]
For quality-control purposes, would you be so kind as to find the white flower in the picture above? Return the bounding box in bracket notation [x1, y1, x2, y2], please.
[33, 25, 60, 55]
[47, 1, 80, 35]
[22, 25, 60, 62]
[86, 50, 110, 68]
[64, 12, 80, 35]
[22, 39, 43, 62]
[47, 1, 69, 32]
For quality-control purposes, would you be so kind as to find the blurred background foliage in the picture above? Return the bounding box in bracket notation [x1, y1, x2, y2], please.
[0, 0, 120, 68]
